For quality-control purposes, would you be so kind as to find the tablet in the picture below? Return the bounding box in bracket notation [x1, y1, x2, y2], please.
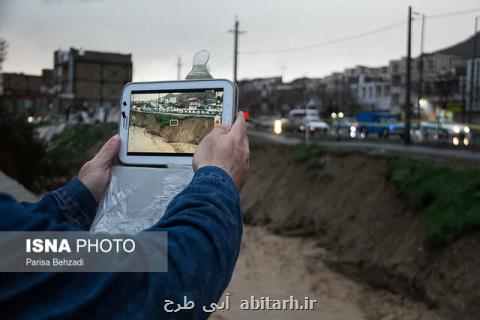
[118, 80, 237, 166]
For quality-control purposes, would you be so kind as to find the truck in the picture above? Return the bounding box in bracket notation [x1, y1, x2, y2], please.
[351, 112, 404, 138]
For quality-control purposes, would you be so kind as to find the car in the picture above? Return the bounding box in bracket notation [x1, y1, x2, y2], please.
[415, 121, 471, 146]
[299, 117, 330, 134]
[330, 117, 355, 137]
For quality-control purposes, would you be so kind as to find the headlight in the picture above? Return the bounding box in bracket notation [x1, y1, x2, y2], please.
[274, 120, 282, 135]
[464, 126, 470, 134]
[452, 137, 460, 146]
[453, 126, 460, 134]
[350, 126, 356, 132]
[464, 138, 469, 146]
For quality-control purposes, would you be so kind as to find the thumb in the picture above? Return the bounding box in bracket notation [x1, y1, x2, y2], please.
[93, 134, 121, 167]
[230, 111, 246, 136]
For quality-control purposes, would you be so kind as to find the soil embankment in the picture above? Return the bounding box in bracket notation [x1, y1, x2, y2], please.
[130, 110, 213, 144]
[241, 140, 480, 319]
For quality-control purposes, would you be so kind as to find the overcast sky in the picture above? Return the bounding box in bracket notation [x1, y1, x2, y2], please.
[1, 0, 479, 82]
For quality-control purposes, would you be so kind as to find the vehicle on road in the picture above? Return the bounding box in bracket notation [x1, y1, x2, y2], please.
[415, 121, 471, 146]
[288, 109, 330, 134]
[299, 117, 330, 134]
[350, 112, 403, 138]
[330, 117, 355, 137]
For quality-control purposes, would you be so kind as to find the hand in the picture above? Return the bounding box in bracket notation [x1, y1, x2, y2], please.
[78, 134, 121, 203]
[193, 112, 250, 190]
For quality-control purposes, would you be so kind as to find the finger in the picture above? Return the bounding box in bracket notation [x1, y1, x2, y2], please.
[230, 111, 246, 137]
[93, 134, 121, 167]
[211, 124, 231, 136]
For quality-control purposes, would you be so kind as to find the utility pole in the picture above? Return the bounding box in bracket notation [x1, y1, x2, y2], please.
[417, 14, 425, 123]
[468, 17, 479, 124]
[404, 6, 412, 145]
[229, 17, 245, 83]
[176, 56, 183, 80]
[279, 66, 287, 83]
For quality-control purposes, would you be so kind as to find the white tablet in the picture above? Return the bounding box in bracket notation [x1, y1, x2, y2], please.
[118, 80, 238, 166]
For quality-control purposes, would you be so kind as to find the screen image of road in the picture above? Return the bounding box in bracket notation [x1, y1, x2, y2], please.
[127, 89, 223, 155]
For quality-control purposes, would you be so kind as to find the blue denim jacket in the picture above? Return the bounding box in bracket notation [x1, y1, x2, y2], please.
[0, 166, 242, 319]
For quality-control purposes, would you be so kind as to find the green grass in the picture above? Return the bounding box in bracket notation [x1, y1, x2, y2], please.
[293, 143, 351, 163]
[388, 158, 480, 246]
[47, 123, 117, 168]
[293, 144, 323, 163]
[155, 115, 172, 128]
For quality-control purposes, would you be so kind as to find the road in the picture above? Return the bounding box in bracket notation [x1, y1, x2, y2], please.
[250, 130, 480, 161]
[212, 226, 440, 320]
[0, 171, 39, 202]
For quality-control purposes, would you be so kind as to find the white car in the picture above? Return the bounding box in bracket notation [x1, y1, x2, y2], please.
[415, 121, 471, 146]
[299, 117, 330, 134]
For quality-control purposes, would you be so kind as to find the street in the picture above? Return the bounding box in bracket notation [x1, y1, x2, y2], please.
[249, 130, 480, 161]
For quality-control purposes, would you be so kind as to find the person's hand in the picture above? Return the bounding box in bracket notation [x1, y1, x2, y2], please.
[193, 112, 250, 190]
[78, 134, 120, 203]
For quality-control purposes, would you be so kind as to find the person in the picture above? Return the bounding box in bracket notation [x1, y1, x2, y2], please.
[0, 112, 250, 319]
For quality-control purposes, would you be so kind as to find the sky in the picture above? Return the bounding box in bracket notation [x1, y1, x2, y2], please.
[1, 0, 480, 82]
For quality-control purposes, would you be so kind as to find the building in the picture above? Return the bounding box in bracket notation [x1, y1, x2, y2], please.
[54, 47, 132, 116]
[0, 70, 56, 117]
[466, 57, 480, 121]
[343, 65, 391, 113]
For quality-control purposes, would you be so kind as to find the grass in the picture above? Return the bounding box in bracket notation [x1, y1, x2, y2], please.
[293, 144, 318, 163]
[293, 143, 351, 163]
[46, 123, 117, 172]
[293, 143, 480, 247]
[388, 158, 480, 246]
[155, 114, 173, 128]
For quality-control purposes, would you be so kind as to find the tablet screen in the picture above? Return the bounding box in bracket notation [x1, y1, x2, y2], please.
[127, 88, 223, 156]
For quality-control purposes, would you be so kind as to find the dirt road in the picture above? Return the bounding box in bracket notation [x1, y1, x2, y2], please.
[212, 226, 440, 320]
[128, 126, 196, 153]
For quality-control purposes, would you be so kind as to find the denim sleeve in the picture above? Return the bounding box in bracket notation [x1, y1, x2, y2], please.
[20, 178, 97, 230]
[0, 166, 243, 319]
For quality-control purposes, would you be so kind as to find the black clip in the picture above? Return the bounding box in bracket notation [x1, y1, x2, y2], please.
[121, 111, 127, 129]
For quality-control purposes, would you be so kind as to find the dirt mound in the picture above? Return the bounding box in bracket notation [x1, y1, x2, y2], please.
[160, 117, 212, 144]
[241, 141, 480, 319]
[130, 111, 213, 144]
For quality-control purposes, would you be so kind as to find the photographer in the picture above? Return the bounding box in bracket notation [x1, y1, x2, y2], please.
[0, 112, 249, 319]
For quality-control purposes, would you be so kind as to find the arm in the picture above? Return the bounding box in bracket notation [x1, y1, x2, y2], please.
[19, 178, 97, 230]
[0, 113, 248, 319]
[0, 166, 241, 319]
[19, 135, 120, 230]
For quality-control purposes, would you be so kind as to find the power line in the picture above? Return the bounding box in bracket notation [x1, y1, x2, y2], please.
[195, 32, 228, 51]
[210, 57, 233, 72]
[245, 0, 339, 30]
[239, 7, 480, 56]
[242, 0, 327, 25]
[427, 7, 480, 19]
[241, 20, 407, 55]
[246, 0, 350, 32]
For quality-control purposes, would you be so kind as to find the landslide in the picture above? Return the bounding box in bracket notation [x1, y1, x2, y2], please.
[241, 140, 480, 320]
[130, 111, 213, 144]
